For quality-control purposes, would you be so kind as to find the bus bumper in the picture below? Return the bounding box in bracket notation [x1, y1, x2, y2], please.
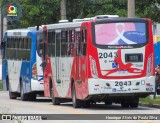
[31, 79, 44, 91]
[88, 76, 155, 95]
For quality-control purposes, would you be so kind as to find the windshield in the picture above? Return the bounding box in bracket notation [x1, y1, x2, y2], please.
[95, 22, 147, 46]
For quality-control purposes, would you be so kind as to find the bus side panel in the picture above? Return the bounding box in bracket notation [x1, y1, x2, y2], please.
[26, 31, 43, 93]
[20, 61, 31, 93]
[43, 56, 52, 97]
[35, 52, 44, 91]
[154, 41, 160, 67]
[43, 56, 60, 98]
[2, 59, 8, 91]
[8, 60, 22, 92]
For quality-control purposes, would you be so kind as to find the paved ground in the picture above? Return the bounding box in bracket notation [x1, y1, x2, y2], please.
[0, 91, 160, 123]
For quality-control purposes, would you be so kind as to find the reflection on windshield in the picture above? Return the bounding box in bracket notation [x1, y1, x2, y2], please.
[95, 22, 146, 45]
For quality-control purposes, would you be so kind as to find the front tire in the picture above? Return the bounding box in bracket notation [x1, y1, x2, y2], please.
[72, 83, 81, 108]
[28, 93, 36, 101]
[51, 85, 60, 105]
[82, 101, 90, 108]
[9, 91, 17, 99]
[129, 98, 139, 108]
[20, 81, 28, 101]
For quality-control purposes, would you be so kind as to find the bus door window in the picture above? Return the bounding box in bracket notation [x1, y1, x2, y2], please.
[55, 30, 61, 83]
[55, 31, 61, 57]
[81, 28, 87, 56]
[61, 31, 67, 57]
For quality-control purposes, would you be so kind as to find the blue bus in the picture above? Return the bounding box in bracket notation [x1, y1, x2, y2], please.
[154, 39, 160, 96]
[1, 29, 44, 101]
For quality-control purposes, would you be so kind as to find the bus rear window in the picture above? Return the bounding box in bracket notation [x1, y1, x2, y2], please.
[95, 22, 147, 46]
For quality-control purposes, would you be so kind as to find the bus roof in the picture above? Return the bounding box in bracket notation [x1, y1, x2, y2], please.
[44, 21, 83, 30]
[44, 17, 148, 30]
[6, 29, 35, 37]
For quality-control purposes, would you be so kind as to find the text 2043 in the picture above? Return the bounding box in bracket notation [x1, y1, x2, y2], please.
[115, 81, 132, 86]
[99, 52, 118, 59]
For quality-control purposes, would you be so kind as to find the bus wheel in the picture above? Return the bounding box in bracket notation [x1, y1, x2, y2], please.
[121, 101, 129, 108]
[82, 101, 90, 108]
[129, 98, 139, 108]
[8, 79, 16, 99]
[51, 87, 60, 105]
[28, 93, 36, 101]
[20, 81, 28, 101]
[6, 77, 9, 91]
[72, 83, 81, 108]
[9, 91, 17, 99]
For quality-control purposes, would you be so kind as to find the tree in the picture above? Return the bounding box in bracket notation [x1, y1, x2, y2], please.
[1, 0, 160, 29]
[1, 0, 61, 29]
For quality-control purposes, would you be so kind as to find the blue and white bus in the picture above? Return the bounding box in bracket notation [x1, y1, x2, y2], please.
[1, 29, 44, 101]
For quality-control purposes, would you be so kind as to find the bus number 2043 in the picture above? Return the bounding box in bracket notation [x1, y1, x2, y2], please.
[99, 52, 118, 59]
[115, 81, 132, 86]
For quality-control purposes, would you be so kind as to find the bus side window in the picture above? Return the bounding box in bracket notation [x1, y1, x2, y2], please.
[21, 38, 26, 60]
[75, 31, 81, 56]
[67, 30, 75, 56]
[48, 31, 55, 57]
[1, 39, 6, 59]
[66, 30, 70, 56]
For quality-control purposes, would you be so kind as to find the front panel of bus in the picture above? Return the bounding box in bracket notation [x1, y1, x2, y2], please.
[87, 18, 155, 97]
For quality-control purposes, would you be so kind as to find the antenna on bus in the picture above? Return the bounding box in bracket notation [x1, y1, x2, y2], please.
[59, 20, 69, 23]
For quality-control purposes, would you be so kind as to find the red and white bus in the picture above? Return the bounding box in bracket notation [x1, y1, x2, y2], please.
[39, 15, 155, 108]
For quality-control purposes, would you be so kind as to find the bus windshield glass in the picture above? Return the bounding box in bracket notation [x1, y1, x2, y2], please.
[95, 22, 147, 46]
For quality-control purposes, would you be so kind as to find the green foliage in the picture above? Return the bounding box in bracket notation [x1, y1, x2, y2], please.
[1, 0, 160, 29]
[0, 80, 2, 90]
[140, 96, 160, 105]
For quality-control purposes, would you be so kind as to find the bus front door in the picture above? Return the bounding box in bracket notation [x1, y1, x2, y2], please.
[55, 31, 62, 97]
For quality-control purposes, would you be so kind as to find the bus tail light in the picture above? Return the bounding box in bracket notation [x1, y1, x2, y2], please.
[146, 55, 152, 77]
[90, 56, 98, 78]
[32, 63, 38, 80]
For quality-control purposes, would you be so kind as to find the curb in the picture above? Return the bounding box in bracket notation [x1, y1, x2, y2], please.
[139, 103, 160, 109]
